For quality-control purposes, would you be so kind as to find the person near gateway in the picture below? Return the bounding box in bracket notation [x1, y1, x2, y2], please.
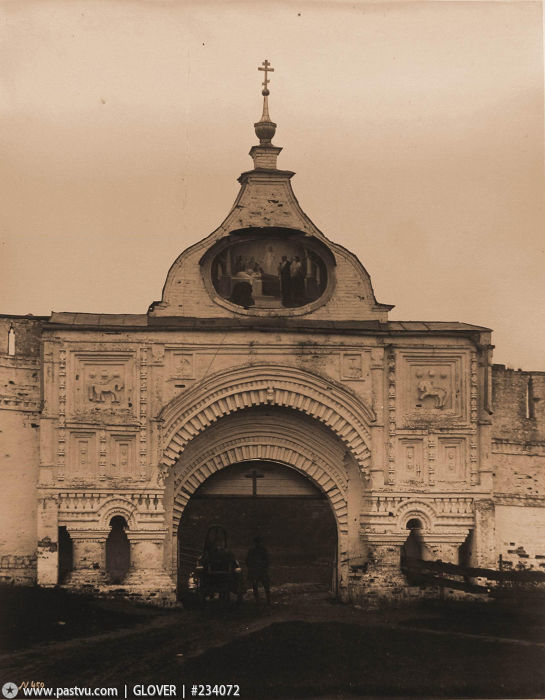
[246, 536, 271, 604]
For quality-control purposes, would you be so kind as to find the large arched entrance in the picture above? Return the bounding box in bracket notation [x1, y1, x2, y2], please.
[177, 460, 338, 597]
[159, 364, 374, 600]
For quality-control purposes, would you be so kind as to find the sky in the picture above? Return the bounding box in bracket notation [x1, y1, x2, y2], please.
[1, 0, 544, 369]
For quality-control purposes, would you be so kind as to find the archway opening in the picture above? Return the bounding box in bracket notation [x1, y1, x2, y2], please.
[106, 516, 130, 584]
[58, 526, 73, 584]
[406, 518, 423, 531]
[177, 460, 338, 598]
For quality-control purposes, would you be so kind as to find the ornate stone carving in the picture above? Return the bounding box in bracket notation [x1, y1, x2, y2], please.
[159, 363, 374, 477]
[71, 352, 135, 419]
[398, 438, 425, 483]
[96, 429, 105, 480]
[387, 351, 396, 485]
[170, 352, 194, 379]
[398, 351, 469, 426]
[87, 373, 124, 403]
[57, 349, 67, 480]
[172, 436, 349, 534]
[139, 347, 148, 479]
[108, 434, 136, 479]
[470, 351, 478, 424]
[427, 434, 436, 485]
[57, 490, 166, 531]
[437, 437, 467, 482]
[416, 372, 448, 409]
[363, 495, 475, 539]
[68, 431, 97, 478]
[341, 352, 369, 381]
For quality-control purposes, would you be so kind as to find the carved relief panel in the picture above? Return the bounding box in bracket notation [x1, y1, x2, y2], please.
[108, 434, 137, 479]
[397, 438, 426, 484]
[70, 352, 135, 419]
[67, 431, 97, 477]
[169, 351, 194, 380]
[397, 352, 469, 426]
[340, 352, 370, 382]
[437, 437, 467, 482]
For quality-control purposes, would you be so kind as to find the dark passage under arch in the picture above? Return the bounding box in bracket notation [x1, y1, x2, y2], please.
[106, 516, 130, 584]
[58, 526, 73, 584]
[177, 460, 338, 598]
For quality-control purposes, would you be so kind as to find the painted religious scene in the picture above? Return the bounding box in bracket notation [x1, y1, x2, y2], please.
[211, 237, 328, 309]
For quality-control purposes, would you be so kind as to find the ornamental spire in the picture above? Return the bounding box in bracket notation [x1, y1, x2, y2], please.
[254, 59, 277, 145]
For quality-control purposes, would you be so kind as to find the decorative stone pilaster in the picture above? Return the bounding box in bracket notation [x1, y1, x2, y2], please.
[473, 499, 496, 568]
[369, 347, 385, 489]
[65, 529, 109, 586]
[37, 495, 59, 586]
[123, 531, 176, 605]
[346, 541, 409, 607]
[386, 350, 396, 485]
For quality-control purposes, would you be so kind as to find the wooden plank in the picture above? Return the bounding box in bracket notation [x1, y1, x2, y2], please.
[403, 557, 545, 583]
[196, 461, 320, 497]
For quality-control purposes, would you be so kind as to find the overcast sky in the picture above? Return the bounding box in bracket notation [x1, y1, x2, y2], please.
[1, 1, 544, 369]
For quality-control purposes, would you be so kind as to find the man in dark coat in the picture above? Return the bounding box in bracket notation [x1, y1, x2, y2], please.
[246, 536, 271, 604]
[278, 256, 291, 306]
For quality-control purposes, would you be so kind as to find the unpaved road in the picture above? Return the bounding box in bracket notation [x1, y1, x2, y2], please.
[1, 591, 544, 698]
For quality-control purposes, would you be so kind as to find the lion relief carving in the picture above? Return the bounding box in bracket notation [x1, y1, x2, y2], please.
[87, 373, 124, 404]
[416, 379, 448, 410]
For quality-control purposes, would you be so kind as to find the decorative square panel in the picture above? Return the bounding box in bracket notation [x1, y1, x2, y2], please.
[340, 352, 369, 381]
[70, 352, 135, 418]
[397, 351, 469, 426]
[170, 351, 194, 379]
[437, 438, 467, 482]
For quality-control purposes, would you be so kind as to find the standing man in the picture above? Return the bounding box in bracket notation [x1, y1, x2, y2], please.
[278, 256, 291, 306]
[290, 255, 305, 305]
[246, 536, 271, 604]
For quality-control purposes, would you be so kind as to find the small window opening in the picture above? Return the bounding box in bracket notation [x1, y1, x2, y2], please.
[7, 325, 15, 356]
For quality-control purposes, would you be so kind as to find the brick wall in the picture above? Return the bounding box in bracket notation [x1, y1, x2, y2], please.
[492, 365, 545, 442]
[492, 365, 545, 497]
[0, 316, 44, 357]
[0, 315, 43, 583]
[492, 365, 545, 572]
[495, 504, 545, 571]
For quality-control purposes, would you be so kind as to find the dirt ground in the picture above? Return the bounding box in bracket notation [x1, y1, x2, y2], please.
[1, 585, 544, 699]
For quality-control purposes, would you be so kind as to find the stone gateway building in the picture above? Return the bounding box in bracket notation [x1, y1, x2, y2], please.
[1, 69, 544, 604]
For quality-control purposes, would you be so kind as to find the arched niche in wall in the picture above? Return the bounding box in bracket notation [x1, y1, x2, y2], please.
[200, 228, 336, 315]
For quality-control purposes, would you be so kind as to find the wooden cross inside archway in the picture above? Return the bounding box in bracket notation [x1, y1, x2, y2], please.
[245, 468, 264, 497]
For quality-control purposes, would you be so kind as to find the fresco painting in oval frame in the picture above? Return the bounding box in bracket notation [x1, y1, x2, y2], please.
[211, 237, 328, 309]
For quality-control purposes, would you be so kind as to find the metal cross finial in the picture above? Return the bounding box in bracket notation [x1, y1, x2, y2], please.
[258, 59, 274, 93]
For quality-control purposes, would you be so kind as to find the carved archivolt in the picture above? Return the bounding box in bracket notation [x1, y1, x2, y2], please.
[159, 363, 374, 475]
[171, 419, 351, 534]
[97, 498, 138, 529]
[395, 500, 437, 532]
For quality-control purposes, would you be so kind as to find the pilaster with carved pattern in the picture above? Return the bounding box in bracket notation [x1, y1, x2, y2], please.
[99, 429, 107, 480]
[387, 350, 396, 485]
[139, 347, 148, 480]
[470, 351, 478, 485]
[427, 433, 436, 485]
[57, 348, 67, 481]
